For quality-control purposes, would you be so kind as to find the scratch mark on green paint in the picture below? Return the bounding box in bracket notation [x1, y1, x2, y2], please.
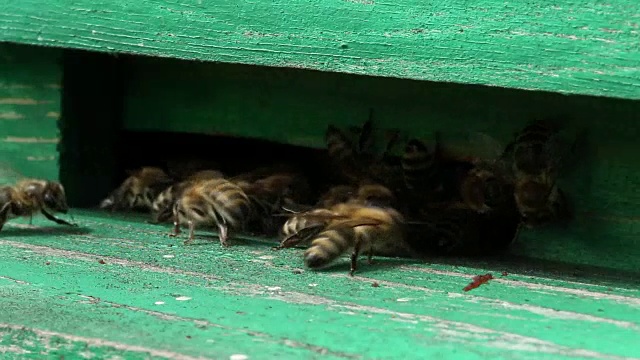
[45, 111, 59, 118]
[339, 275, 640, 330]
[0, 240, 223, 280]
[0, 323, 209, 360]
[74, 294, 361, 358]
[261, 291, 638, 360]
[0, 98, 51, 105]
[0, 276, 30, 285]
[400, 266, 640, 306]
[3, 137, 59, 143]
[0, 111, 24, 120]
[26, 156, 56, 161]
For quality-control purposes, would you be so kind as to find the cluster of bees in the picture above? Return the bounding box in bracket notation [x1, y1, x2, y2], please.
[0, 119, 576, 276]
[96, 119, 575, 275]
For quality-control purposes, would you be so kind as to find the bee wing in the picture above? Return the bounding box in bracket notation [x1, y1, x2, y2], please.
[0, 161, 26, 184]
[279, 203, 315, 214]
[332, 217, 383, 228]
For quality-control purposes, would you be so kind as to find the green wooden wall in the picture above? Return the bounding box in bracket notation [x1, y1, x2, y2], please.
[1, 0, 639, 99]
[0, 43, 61, 182]
[121, 56, 640, 273]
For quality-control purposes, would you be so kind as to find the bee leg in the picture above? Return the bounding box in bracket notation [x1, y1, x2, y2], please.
[183, 221, 196, 245]
[169, 206, 181, 237]
[349, 240, 362, 276]
[367, 249, 374, 265]
[41, 209, 77, 227]
[218, 223, 229, 247]
[29, 215, 33, 225]
[0, 203, 9, 232]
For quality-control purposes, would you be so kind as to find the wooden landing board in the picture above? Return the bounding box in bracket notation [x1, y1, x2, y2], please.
[1, 0, 639, 99]
[1, 210, 639, 359]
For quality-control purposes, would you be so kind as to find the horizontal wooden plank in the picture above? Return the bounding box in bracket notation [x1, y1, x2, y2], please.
[0, 211, 639, 359]
[0, 43, 61, 181]
[1, 0, 640, 99]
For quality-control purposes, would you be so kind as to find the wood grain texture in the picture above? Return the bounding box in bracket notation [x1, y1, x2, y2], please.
[0, 43, 61, 182]
[0, 210, 639, 359]
[1, 0, 640, 99]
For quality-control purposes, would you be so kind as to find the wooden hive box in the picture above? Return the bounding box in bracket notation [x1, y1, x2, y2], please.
[1, 1, 639, 358]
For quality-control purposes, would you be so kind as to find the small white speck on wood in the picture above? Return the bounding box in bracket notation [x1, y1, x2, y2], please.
[266, 286, 281, 291]
[162, 255, 175, 259]
[396, 298, 412, 302]
[308, 283, 318, 287]
[175, 296, 191, 301]
[230, 354, 248, 360]
[154, 301, 165, 305]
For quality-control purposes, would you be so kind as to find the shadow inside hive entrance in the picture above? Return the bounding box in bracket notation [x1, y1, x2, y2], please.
[87, 129, 640, 289]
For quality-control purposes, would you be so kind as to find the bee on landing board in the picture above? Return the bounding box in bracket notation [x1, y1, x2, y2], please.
[151, 169, 225, 224]
[276, 183, 409, 275]
[303, 203, 410, 275]
[100, 167, 174, 212]
[170, 178, 252, 246]
[0, 179, 77, 231]
[276, 183, 398, 250]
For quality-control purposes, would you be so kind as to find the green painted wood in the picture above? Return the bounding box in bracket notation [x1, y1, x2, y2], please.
[1, 0, 639, 99]
[121, 57, 640, 273]
[0, 43, 61, 182]
[0, 210, 639, 359]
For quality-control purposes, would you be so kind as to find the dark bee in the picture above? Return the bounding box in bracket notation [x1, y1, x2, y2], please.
[503, 120, 573, 227]
[458, 161, 515, 214]
[401, 137, 440, 192]
[0, 179, 76, 231]
[241, 173, 312, 237]
[170, 178, 252, 246]
[405, 204, 520, 257]
[100, 167, 174, 212]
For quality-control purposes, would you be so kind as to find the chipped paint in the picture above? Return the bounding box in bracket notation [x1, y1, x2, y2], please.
[0, 323, 209, 360]
[0, 111, 24, 120]
[3, 136, 59, 143]
[0, 98, 42, 105]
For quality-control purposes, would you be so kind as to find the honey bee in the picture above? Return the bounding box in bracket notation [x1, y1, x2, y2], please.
[170, 178, 252, 246]
[0, 179, 76, 231]
[150, 170, 225, 224]
[277, 183, 397, 250]
[277, 208, 337, 249]
[401, 136, 440, 191]
[513, 174, 571, 228]
[503, 120, 573, 227]
[100, 167, 174, 212]
[456, 131, 518, 217]
[303, 203, 410, 275]
[325, 124, 364, 184]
